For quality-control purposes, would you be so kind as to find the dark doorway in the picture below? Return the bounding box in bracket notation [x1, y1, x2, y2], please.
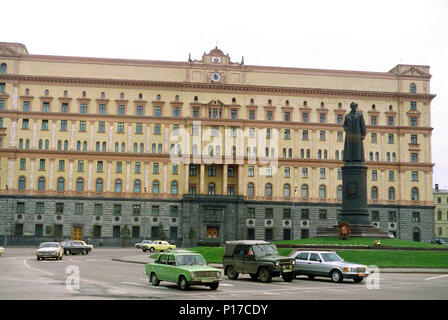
[301, 229, 309, 239]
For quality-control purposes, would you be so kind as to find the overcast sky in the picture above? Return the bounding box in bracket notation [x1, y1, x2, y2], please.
[3, 0, 448, 188]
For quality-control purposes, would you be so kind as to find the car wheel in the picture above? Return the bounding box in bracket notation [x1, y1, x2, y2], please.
[353, 277, 364, 283]
[37, 257, 40, 261]
[142, 248, 147, 252]
[150, 273, 160, 286]
[209, 283, 219, 290]
[178, 276, 189, 291]
[331, 270, 343, 283]
[226, 266, 239, 280]
[81, 250, 86, 255]
[282, 272, 294, 282]
[249, 273, 259, 281]
[66, 250, 71, 255]
[259, 267, 272, 283]
[308, 275, 316, 280]
[149, 247, 155, 252]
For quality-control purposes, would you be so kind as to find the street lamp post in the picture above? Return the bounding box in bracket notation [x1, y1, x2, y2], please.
[4, 184, 8, 247]
[143, 186, 147, 240]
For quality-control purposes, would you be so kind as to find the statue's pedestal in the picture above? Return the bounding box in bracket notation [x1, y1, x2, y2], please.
[340, 162, 369, 225]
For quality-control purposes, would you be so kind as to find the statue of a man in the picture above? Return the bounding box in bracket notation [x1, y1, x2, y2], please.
[343, 102, 366, 162]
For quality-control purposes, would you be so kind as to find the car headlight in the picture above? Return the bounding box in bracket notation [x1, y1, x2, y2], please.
[191, 272, 196, 280]
[292, 260, 296, 267]
[216, 271, 221, 277]
[275, 261, 279, 267]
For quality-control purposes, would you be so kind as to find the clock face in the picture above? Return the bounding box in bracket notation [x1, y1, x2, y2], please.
[211, 56, 221, 63]
[211, 72, 221, 82]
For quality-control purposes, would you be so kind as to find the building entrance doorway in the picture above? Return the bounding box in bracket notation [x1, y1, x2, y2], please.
[206, 227, 219, 238]
[73, 227, 83, 240]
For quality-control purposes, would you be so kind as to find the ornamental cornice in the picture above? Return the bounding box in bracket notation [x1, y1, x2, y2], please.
[0, 74, 436, 101]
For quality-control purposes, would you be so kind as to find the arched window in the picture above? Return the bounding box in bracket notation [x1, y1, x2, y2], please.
[265, 147, 269, 157]
[121, 143, 125, 152]
[335, 150, 340, 160]
[58, 140, 62, 150]
[208, 145, 213, 156]
[82, 141, 87, 151]
[140, 143, 144, 153]
[25, 88, 30, 95]
[270, 148, 275, 157]
[115, 179, 122, 193]
[76, 178, 84, 191]
[96, 178, 103, 192]
[283, 184, 291, 198]
[386, 152, 390, 162]
[64, 140, 68, 150]
[318, 149, 322, 159]
[152, 143, 156, 153]
[115, 142, 119, 152]
[38, 177, 45, 191]
[392, 152, 396, 162]
[324, 150, 327, 159]
[411, 187, 419, 201]
[25, 139, 30, 149]
[57, 177, 65, 191]
[39, 139, 43, 150]
[134, 180, 141, 193]
[306, 149, 310, 158]
[102, 142, 107, 152]
[133, 143, 138, 153]
[412, 227, 421, 242]
[301, 184, 309, 198]
[375, 152, 379, 161]
[45, 139, 49, 150]
[265, 183, 272, 197]
[18, 176, 26, 190]
[231, 146, 236, 157]
[0, 63, 7, 73]
[337, 185, 343, 200]
[171, 181, 178, 194]
[388, 187, 395, 200]
[247, 183, 255, 196]
[282, 148, 287, 158]
[369, 152, 373, 161]
[152, 181, 159, 194]
[120, 92, 124, 99]
[319, 185, 326, 199]
[300, 149, 304, 158]
[19, 139, 23, 149]
[371, 187, 378, 200]
[410, 83, 416, 94]
[288, 148, 292, 158]
[158, 143, 162, 153]
[96, 142, 100, 151]
[208, 183, 215, 195]
[192, 144, 198, 155]
[177, 144, 182, 155]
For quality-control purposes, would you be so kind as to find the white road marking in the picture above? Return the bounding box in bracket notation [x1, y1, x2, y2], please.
[425, 275, 448, 281]
[23, 259, 54, 276]
[219, 283, 234, 287]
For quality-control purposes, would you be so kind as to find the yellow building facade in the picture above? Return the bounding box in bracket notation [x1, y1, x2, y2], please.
[434, 185, 448, 240]
[0, 42, 436, 245]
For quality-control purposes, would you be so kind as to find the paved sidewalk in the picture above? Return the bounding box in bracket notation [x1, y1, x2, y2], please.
[111, 254, 448, 274]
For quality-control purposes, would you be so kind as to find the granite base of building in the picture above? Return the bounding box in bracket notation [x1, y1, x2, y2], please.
[315, 225, 391, 238]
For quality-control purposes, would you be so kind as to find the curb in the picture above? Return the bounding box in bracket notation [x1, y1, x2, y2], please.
[110, 258, 448, 274]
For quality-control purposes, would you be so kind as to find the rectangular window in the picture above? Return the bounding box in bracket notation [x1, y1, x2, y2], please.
[302, 113, 308, 123]
[265, 208, 273, 219]
[411, 134, 418, 145]
[388, 117, 394, 126]
[79, 121, 86, 132]
[173, 124, 179, 135]
[230, 126, 237, 137]
[80, 103, 87, 114]
[94, 204, 103, 215]
[284, 167, 290, 177]
[135, 123, 143, 134]
[370, 116, 377, 125]
[193, 108, 199, 118]
[118, 105, 125, 116]
[36, 202, 44, 214]
[132, 226, 140, 238]
[42, 102, 50, 112]
[39, 159, 46, 170]
[93, 226, 101, 238]
[134, 162, 141, 174]
[133, 204, 141, 215]
[371, 132, 377, 143]
[302, 168, 308, 178]
[77, 160, 84, 172]
[116, 161, 122, 173]
[22, 119, 29, 129]
[227, 166, 234, 177]
[58, 160, 65, 171]
[35, 224, 43, 237]
[336, 131, 343, 142]
[173, 107, 180, 117]
[389, 170, 394, 181]
[337, 169, 342, 179]
[16, 202, 25, 213]
[208, 166, 216, 177]
[189, 165, 197, 176]
[23, 101, 30, 112]
[320, 131, 326, 141]
[154, 124, 161, 134]
[320, 168, 326, 179]
[172, 163, 178, 175]
[410, 117, 417, 127]
[372, 211, 380, 222]
[97, 161, 103, 172]
[231, 109, 238, 119]
[411, 171, 418, 181]
[247, 207, 255, 218]
[319, 210, 327, 220]
[152, 206, 159, 215]
[302, 130, 308, 140]
[98, 121, 105, 133]
[56, 203, 64, 214]
[301, 209, 309, 220]
[170, 206, 178, 215]
[117, 122, 124, 133]
[154, 106, 161, 116]
[136, 105, 144, 116]
[412, 212, 420, 223]
[284, 112, 290, 122]
[283, 208, 291, 219]
[113, 226, 121, 238]
[99, 104, 106, 115]
[410, 101, 417, 110]
[266, 111, 273, 120]
[388, 133, 394, 144]
[19, 158, 26, 170]
[153, 163, 159, 174]
[114, 204, 122, 215]
[411, 153, 418, 163]
[337, 114, 343, 124]
[170, 227, 178, 239]
[388, 211, 397, 222]
[60, 120, 67, 131]
[41, 120, 48, 130]
[248, 166, 254, 177]
[284, 129, 291, 140]
[249, 110, 255, 120]
[319, 113, 326, 123]
[75, 203, 83, 215]
[372, 170, 377, 181]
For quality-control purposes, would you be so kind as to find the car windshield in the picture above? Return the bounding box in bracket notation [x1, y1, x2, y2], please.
[320, 252, 343, 262]
[75, 241, 85, 245]
[251, 244, 279, 256]
[176, 255, 207, 266]
[39, 243, 58, 248]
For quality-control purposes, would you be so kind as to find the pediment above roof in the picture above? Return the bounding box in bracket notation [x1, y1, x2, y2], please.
[388, 64, 431, 77]
[189, 46, 243, 66]
[0, 42, 28, 57]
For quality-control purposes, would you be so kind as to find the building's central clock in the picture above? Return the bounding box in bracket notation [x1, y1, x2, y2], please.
[211, 72, 221, 82]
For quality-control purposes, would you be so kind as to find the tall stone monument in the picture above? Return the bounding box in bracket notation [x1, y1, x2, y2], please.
[315, 102, 389, 238]
[340, 102, 369, 225]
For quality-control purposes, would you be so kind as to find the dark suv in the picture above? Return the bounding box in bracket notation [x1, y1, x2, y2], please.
[222, 240, 296, 283]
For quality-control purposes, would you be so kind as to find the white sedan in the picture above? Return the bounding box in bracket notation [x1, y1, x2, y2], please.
[0, 246, 4, 256]
[36, 242, 64, 261]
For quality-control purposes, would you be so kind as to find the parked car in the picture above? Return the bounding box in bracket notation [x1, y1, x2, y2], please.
[432, 239, 447, 245]
[60, 240, 91, 255]
[141, 240, 176, 252]
[291, 250, 369, 283]
[222, 240, 296, 283]
[146, 251, 221, 290]
[135, 239, 152, 249]
[0, 246, 4, 256]
[36, 242, 64, 261]
[74, 240, 93, 252]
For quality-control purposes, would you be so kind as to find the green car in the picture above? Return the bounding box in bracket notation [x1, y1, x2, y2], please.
[145, 251, 222, 290]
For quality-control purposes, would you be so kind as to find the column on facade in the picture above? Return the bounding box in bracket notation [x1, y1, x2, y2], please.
[311, 166, 317, 201]
[184, 164, 189, 194]
[88, 160, 93, 191]
[144, 161, 149, 192]
[223, 164, 228, 195]
[163, 162, 168, 194]
[32, 121, 37, 148]
[200, 164, 205, 194]
[49, 159, 55, 191]
[108, 122, 114, 152]
[9, 119, 17, 148]
[126, 161, 131, 193]
[29, 158, 36, 191]
[106, 161, 112, 192]
[68, 160, 74, 191]
[127, 123, 133, 152]
[70, 120, 76, 150]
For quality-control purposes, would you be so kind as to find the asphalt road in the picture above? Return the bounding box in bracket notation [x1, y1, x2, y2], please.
[1, 248, 448, 300]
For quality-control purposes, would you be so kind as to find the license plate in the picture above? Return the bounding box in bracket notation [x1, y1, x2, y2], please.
[283, 269, 292, 273]
[202, 280, 213, 283]
[358, 273, 366, 277]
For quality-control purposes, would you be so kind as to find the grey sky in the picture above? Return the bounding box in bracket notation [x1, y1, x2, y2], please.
[3, 0, 448, 187]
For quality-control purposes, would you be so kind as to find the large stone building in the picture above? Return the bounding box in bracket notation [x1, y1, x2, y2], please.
[0, 41, 436, 245]
[434, 184, 448, 240]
